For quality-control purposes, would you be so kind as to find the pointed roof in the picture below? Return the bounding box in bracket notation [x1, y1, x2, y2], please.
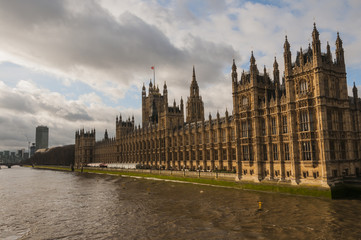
[250, 51, 256, 65]
[312, 22, 319, 40]
[273, 57, 278, 69]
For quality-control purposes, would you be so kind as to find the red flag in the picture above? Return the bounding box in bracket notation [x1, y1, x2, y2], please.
[151, 66, 154, 70]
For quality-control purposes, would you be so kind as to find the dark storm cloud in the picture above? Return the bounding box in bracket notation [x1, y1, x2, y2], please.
[0, 0, 235, 92]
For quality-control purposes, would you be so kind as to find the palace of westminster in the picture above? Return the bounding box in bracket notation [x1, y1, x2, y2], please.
[75, 24, 361, 187]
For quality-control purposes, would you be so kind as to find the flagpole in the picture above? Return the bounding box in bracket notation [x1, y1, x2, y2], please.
[153, 66, 155, 86]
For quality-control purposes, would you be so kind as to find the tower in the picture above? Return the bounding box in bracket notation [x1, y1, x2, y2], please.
[141, 79, 167, 127]
[74, 129, 95, 168]
[186, 66, 204, 123]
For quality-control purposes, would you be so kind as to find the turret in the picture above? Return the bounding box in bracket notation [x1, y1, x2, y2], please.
[104, 129, 108, 140]
[180, 97, 184, 113]
[336, 32, 345, 67]
[232, 59, 238, 84]
[284, 36, 292, 76]
[312, 23, 321, 66]
[353, 82, 358, 105]
[142, 83, 146, 98]
[190, 66, 199, 97]
[299, 47, 304, 67]
[326, 41, 332, 63]
[186, 66, 204, 123]
[273, 57, 280, 85]
[249, 51, 259, 79]
[163, 81, 168, 105]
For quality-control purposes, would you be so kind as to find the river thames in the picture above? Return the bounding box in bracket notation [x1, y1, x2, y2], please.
[1, 167, 361, 239]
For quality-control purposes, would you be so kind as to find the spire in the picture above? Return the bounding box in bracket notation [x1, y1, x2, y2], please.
[180, 96, 184, 113]
[192, 65, 196, 81]
[336, 32, 345, 66]
[250, 51, 256, 65]
[104, 129, 108, 140]
[273, 56, 278, 69]
[273, 57, 280, 85]
[249, 51, 258, 77]
[284, 35, 292, 76]
[190, 66, 199, 97]
[232, 59, 238, 84]
[312, 22, 321, 62]
[326, 41, 332, 62]
[299, 47, 304, 66]
[353, 82, 358, 103]
[142, 83, 146, 97]
[149, 79, 153, 89]
[284, 35, 290, 52]
[312, 22, 319, 41]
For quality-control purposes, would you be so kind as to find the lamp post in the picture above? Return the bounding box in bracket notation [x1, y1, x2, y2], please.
[183, 164, 185, 177]
[198, 165, 201, 178]
[215, 165, 218, 179]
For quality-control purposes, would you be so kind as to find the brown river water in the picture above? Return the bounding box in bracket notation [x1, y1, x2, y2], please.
[1, 167, 361, 240]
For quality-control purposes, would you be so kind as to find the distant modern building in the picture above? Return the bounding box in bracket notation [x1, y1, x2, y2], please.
[30, 143, 36, 157]
[36, 126, 49, 150]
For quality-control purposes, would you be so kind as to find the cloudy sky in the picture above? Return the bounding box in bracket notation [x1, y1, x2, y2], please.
[0, 0, 360, 151]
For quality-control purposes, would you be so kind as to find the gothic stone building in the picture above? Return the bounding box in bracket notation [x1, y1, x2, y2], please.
[75, 24, 361, 187]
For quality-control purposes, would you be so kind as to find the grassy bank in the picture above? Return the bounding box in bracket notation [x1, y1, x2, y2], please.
[24, 165, 332, 198]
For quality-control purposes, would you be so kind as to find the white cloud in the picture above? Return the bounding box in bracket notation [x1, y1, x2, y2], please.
[0, 0, 360, 150]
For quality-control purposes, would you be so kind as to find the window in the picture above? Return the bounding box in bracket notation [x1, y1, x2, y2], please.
[243, 146, 249, 161]
[221, 129, 226, 142]
[214, 149, 218, 160]
[330, 141, 335, 160]
[232, 148, 236, 160]
[332, 169, 338, 177]
[300, 111, 309, 131]
[273, 144, 278, 160]
[338, 111, 343, 131]
[271, 117, 277, 135]
[327, 110, 333, 130]
[230, 128, 235, 141]
[205, 132, 209, 143]
[191, 134, 195, 145]
[300, 80, 308, 94]
[197, 133, 202, 144]
[248, 121, 252, 137]
[325, 77, 329, 96]
[284, 143, 290, 161]
[282, 115, 288, 133]
[242, 96, 248, 106]
[242, 121, 248, 137]
[222, 149, 227, 160]
[185, 136, 189, 145]
[206, 150, 210, 160]
[261, 118, 266, 136]
[340, 141, 346, 160]
[250, 146, 253, 161]
[212, 131, 217, 143]
[263, 144, 267, 160]
[355, 141, 359, 160]
[302, 141, 312, 160]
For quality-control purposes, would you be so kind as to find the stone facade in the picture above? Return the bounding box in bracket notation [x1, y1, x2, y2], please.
[75, 24, 361, 187]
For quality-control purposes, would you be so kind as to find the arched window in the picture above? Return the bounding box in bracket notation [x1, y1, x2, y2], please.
[242, 96, 248, 106]
[300, 80, 308, 94]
